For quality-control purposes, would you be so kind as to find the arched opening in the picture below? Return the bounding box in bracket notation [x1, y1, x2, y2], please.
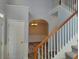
[29, 19, 48, 42]
[28, 19, 48, 59]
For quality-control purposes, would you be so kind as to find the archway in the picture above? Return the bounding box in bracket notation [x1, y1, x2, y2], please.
[28, 19, 48, 59]
[29, 19, 48, 42]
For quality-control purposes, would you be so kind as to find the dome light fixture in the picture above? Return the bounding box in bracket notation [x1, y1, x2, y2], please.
[31, 23, 38, 26]
[0, 13, 4, 18]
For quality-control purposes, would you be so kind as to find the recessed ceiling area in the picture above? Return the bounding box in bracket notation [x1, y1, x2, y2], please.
[29, 19, 48, 35]
[29, 19, 48, 42]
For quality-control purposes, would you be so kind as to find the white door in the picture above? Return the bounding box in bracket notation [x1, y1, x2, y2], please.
[7, 20, 27, 59]
[0, 18, 4, 59]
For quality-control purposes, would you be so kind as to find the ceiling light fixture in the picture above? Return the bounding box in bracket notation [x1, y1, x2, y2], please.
[0, 13, 4, 18]
[31, 23, 38, 26]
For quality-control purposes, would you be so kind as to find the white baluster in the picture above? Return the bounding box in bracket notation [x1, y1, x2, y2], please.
[75, 15, 77, 33]
[62, 26, 64, 47]
[67, 21, 70, 42]
[69, 20, 71, 40]
[69, 20, 70, 37]
[63, 25, 65, 46]
[72, 0, 74, 11]
[70, 0, 72, 12]
[73, 18, 74, 38]
[48, 39, 50, 59]
[54, 34, 55, 56]
[52, 36, 54, 57]
[45, 43, 46, 59]
[70, 20, 71, 41]
[38, 48, 40, 59]
[75, 16, 76, 34]
[73, 0, 74, 10]
[71, 19, 73, 38]
[59, 29, 61, 50]
[73, 0, 74, 11]
[51, 36, 53, 59]
[71, 0, 72, 11]
[76, 0, 78, 10]
[41, 45, 43, 59]
[64, 24, 66, 45]
[75, 15, 78, 33]
[72, 17, 74, 38]
[57, 31, 59, 53]
[69, 0, 71, 11]
[60, 28, 62, 48]
[75, 0, 77, 11]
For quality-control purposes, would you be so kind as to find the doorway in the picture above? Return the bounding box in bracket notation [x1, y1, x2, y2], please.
[0, 17, 5, 59]
[29, 19, 48, 59]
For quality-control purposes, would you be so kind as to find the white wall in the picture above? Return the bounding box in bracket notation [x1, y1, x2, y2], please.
[7, 0, 58, 20]
[0, 0, 7, 59]
[6, 5, 29, 20]
[7, 0, 59, 31]
[58, 6, 71, 24]
[0, 0, 7, 14]
[0, 18, 5, 59]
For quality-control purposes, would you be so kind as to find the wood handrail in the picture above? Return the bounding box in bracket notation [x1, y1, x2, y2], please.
[34, 11, 78, 59]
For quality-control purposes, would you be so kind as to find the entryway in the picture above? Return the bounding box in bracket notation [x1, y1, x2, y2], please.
[29, 19, 48, 59]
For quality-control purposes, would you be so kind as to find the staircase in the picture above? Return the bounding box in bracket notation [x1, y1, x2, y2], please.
[33, 0, 78, 59]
